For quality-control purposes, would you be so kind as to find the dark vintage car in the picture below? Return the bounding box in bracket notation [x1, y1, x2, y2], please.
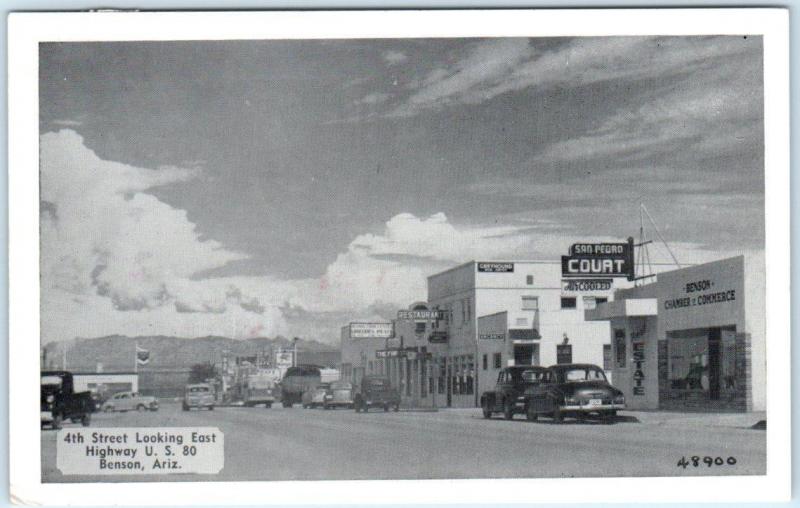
[480, 366, 549, 420]
[524, 364, 625, 423]
[41, 371, 94, 429]
[354, 376, 400, 412]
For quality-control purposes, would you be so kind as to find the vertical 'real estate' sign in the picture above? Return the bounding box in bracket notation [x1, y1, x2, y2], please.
[561, 237, 635, 280]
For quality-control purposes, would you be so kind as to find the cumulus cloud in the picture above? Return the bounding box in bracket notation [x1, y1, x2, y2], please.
[40, 131, 752, 344]
[40, 130, 290, 341]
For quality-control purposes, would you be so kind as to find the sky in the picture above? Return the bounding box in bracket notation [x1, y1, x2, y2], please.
[39, 36, 765, 344]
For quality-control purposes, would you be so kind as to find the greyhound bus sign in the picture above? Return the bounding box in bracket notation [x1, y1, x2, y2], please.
[561, 238, 635, 280]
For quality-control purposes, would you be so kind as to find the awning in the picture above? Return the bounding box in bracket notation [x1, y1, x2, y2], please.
[585, 298, 657, 321]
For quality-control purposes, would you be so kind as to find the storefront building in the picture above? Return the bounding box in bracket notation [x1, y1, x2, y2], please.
[430, 261, 628, 407]
[586, 255, 765, 412]
[339, 303, 447, 408]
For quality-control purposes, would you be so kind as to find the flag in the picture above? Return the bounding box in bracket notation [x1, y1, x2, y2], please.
[136, 345, 150, 365]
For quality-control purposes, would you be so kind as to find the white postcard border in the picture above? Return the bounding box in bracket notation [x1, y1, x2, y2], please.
[8, 8, 790, 505]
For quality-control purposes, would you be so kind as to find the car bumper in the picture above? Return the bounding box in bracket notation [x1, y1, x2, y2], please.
[41, 411, 53, 422]
[186, 401, 215, 407]
[561, 403, 626, 412]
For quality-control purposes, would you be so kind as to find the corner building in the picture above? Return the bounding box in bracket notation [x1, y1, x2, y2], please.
[586, 255, 765, 412]
[428, 261, 630, 408]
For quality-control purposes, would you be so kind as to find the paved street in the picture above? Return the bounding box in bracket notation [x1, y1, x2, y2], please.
[42, 402, 765, 482]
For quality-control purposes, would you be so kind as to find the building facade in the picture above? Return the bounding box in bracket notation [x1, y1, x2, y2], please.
[586, 255, 765, 412]
[429, 261, 629, 407]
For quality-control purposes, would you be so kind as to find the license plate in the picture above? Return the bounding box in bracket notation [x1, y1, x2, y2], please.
[588, 399, 603, 406]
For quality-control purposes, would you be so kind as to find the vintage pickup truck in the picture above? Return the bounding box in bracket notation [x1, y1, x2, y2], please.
[41, 371, 94, 429]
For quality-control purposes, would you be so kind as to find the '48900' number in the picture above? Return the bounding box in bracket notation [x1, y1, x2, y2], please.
[677, 456, 737, 468]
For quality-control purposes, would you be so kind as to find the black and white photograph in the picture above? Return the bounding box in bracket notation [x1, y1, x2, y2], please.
[7, 8, 790, 505]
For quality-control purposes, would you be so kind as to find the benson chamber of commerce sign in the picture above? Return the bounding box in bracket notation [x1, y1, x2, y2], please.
[561, 238, 635, 280]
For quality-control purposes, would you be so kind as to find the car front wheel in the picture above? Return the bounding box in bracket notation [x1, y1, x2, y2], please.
[81, 414, 91, 427]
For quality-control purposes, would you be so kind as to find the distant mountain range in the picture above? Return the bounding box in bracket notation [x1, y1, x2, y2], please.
[41, 335, 340, 372]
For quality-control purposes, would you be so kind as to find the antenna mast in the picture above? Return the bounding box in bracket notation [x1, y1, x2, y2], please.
[634, 201, 680, 286]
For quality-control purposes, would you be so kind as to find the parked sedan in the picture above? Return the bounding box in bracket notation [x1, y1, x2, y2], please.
[101, 391, 159, 412]
[524, 364, 625, 423]
[302, 383, 330, 408]
[323, 381, 354, 409]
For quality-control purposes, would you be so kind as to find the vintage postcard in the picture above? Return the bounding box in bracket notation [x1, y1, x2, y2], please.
[7, 8, 790, 505]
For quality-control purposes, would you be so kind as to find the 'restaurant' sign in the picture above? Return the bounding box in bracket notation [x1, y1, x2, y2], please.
[397, 309, 447, 320]
[350, 322, 394, 339]
[561, 238, 635, 280]
[478, 262, 514, 273]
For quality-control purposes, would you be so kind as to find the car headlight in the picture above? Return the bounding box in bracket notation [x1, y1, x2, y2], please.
[614, 395, 625, 404]
[46, 395, 54, 404]
[267, 389, 272, 394]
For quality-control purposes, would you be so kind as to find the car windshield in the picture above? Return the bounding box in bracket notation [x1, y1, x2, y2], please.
[41, 375, 62, 387]
[188, 386, 209, 393]
[562, 368, 607, 383]
[521, 370, 545, 383]
[332, 382, 352, 390]
[367, 379, 388, 387]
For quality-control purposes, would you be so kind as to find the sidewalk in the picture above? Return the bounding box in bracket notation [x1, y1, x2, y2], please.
[434, 406, 766, 429]
[625, 410, 766, 429]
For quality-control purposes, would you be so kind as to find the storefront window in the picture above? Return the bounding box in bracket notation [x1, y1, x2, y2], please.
[614, 329, 626, 368]
[482, 354, 488, 370]
[668, 329, 710, 391]
[493, 353, 502, 369]
[561, 297, 577, 309]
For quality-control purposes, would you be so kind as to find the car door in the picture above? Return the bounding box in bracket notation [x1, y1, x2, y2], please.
[529, 371, 553, 413]
[118, 393, 132, 411]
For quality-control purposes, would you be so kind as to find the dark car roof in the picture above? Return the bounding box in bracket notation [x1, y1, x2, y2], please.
[42, 370, 72, 377]
[506, 366, 547, 372]
[549, 363, 603, 371]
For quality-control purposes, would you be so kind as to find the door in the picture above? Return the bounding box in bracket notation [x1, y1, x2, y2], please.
[708, 328, 721, 400]
[514, 344, 534, 365]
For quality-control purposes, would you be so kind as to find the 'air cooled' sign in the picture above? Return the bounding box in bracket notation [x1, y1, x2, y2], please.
[561, 238, 635, 280]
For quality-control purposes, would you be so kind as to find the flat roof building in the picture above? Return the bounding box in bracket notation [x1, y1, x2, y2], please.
[586, 255, 765, 412]
[429, 261, 631, 407]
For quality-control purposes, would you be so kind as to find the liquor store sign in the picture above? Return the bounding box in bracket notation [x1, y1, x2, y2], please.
[350, 322, 394, 339]
[561, 238, 635, 280]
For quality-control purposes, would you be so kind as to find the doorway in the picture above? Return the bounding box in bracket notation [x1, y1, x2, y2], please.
[513, 343, 540, 366]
